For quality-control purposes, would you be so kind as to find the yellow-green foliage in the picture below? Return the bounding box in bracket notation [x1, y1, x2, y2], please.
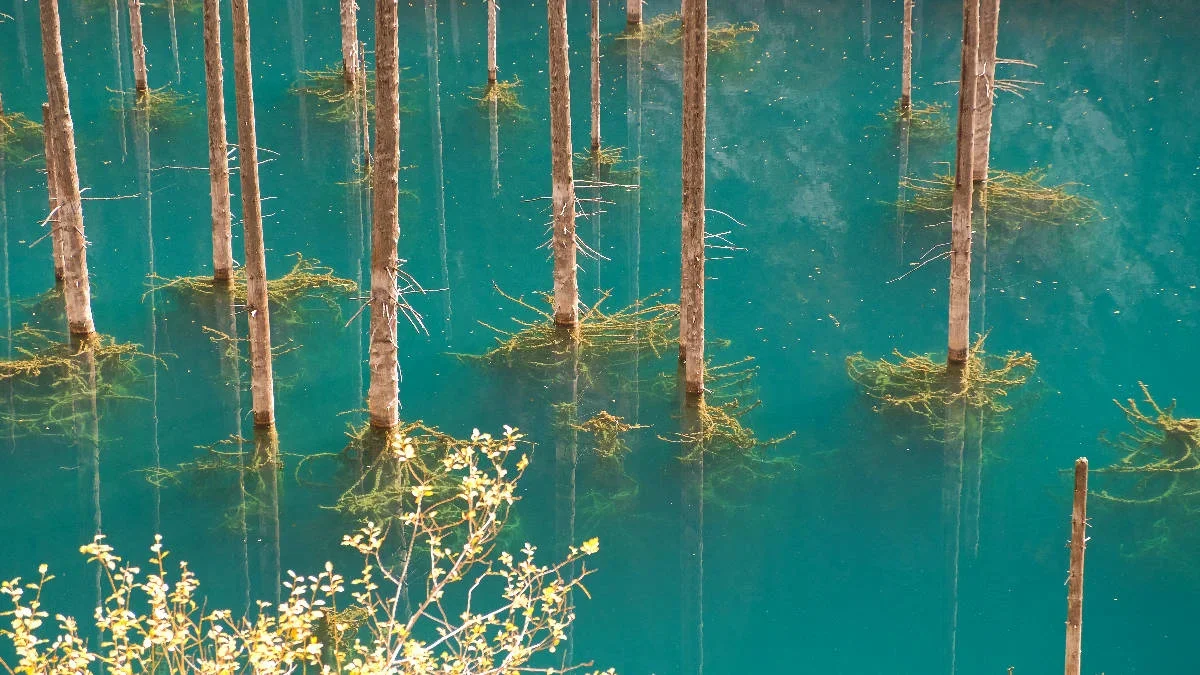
[846, 335, 1036, 427]
[573, 410, 647, 462]
[110, 86, 192, 122]
[469, 289, 679, 367]
[0, 427, 612, 675]
[148, 254, 357, 317]
[468, 77, 524, 112]
[619, 12, 759, 53]
[0, 111, 43, 160]
[292, 64, 374, 122]
[901, 168, 1100, 225]
[1094, 382, 1200, 505]
[879, 101, 950, 140]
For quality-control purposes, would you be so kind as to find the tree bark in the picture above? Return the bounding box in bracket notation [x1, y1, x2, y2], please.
[230, 0, 276, 427]
[627, 0, 641, 28]
[40, 103, 65, 283]
[680, 0, 706, 394]
[947, 0, 979, 365]
[590, 0, 601, 152]
[548, 0, 578, 327]
[38, 0, 96, 336]
[340, 0, 359, 86]
[1065, 457, 1088, 675]
[973, 0, 1000, 182]
[368, 0, 401, 429]
[203, 0, 234, 283]
[487, 0, 497, 86]
[900, 0, 913, 113]
[129, 0, 149, 94]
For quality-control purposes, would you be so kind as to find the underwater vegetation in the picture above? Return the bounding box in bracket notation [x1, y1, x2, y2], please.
[468, 78, 525, 112]
[900, 168, 1100, 226]
[879, 101, 951, 141]
[0, 110, 43, 161]
[291, 64, 374, 122]
[618, 12, 759, 53]
[1094, 383, 1200, 505]
[109, 86, 192, 123]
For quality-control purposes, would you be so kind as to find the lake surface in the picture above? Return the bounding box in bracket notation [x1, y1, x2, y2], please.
[1, 0, 1198, 672]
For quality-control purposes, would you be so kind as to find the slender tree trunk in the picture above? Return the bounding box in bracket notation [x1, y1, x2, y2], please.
[341, 0, 359, 86]
[1065, 457, 1088, 675]
[680, 398, 705, 675]
[39, 0, 96, 336]
[253, 429, 281, 604]
[626, 32, 643, 424]
[230, 0, 276, 427]
[109, 0, 128, 158]
[487, 0, 498, 86]
[129, 0, 149, 94]
[947, 0, 979, 365]
[40, 103, 65, 282]
[680, 0, 707, 394]
[425, 0, 452, 343]
[203, 0, 234, 283]
[167, 0, 181, 83]
[368, 0, 401, 429]
[627, 0, 641, 28]
[973, 0, 1000, 182]
[900, 0, 913, 113]
[590, 0, 601, 152]
[548, 0, 578, 327]
[489, 97, 500, 193]
[942, 390, 966, 675]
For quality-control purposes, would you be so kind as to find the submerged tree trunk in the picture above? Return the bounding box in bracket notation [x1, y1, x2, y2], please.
[590, 0, 600, 152]
[627, 0, 641, 28]
[341, 0, 359, 86]
[39, 0, 96, 336]
[680, 0, 707, 394]
[129, 0, 149, 94]
[368, 0, 401, 429]
[109, 0, 128, 158]
[626, 30, 644, 423]
[425, 0, 452, 343]
[40, 103, 65, 282]
[973, 0, 1000, 182]
[548, 0, 579, 327]
[947, 0, 980, 364]
[1065, 457, 1088, 675]
[487, 0, 498, 86]
[900, 0, 913, 113]
[203, 0, 234, 283]
[230, 0, 276, 427]
[680, 401, 705, 675]
[167, 0, 181, 83]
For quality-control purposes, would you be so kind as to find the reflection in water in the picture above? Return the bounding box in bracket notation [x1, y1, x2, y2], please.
[555, 346, 579, 669]
[133, 110, 162, 532]
[0, 146, 10, 452]
[681, 401, 704, 675]
[625, 36, 643, 424]
[167, 0, 181, 84]
[13, 0, 28, 73]
[73, 345, 102, 617]
[110, 0, 128, 159]
[425, 0, 452, 343]
[943, 392, 966, 675]
[862, 0, 871, 58]
[253, 429, 281, 605]
[288, 0, 309, 162]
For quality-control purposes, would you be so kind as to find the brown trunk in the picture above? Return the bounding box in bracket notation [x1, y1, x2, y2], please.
[203, 0, 233, 283]
[487, 0, 497, 86]
[947, 0, 979, 364]
[368, 0, 401, 429]
[1065, 457, 1088, 675]
[900, 0, 913, 113]
[341, 0, 359, 86]
[627, 0, 641, 28]
[230, 0, 276, 427]
[38, 0, 96, 336]
[40, 103, 65, 283]
[680, 0, 707, 394]
[548, 0, 578, 327]
[590, 0, 601, 152]
[973, 0, 1000, 182]
[129, 0, 149, 94]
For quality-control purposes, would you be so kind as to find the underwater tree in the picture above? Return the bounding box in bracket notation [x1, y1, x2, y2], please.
[947, 0, 980, 365]
[368, 0, 401, 429]
[680, 0, 707, 394]
[129, 0, 149, 94]
[38, 0, 96, 337]
[590, 0, 601, 153]
[627, 0, 642, 28]
[487, 0, 498, 87]
[340, 0, 359, 85]
[202, 0, 234, 283]
[899, 0, 913, 113]
[548, 0, 579, 327]
[230, 0, 277, 427]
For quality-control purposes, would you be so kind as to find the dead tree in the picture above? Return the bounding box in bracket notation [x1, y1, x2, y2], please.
[1065, 457, 1088, 675]
[680, 0, 707, 394]
[341, 0, 359, 86]
[947, 0, 980, 364]
[203, 0, 234, 283]
[973, 0, 1001, 182]
[129, 0, 149, 94]
[38, 0, 96, 336]
[487, 0, 498, 86]
[627, 0, 641, 28]
[368, 0, 401, 429]
[900, 0, 913, 113]
[548, 0, 579, 327]
[39, 103, 64, 283]
[590, 0, 601, 152]
[230, 0, 277, 427]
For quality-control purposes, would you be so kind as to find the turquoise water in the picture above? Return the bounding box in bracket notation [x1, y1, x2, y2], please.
[2, 0, 1199, 672]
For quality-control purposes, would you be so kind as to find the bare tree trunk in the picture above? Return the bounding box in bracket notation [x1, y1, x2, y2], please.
[900, 0, 913, 113]
[203, 0, 234, 283]
[548, 0, 578, 327]
[627, 0, 641, 28]
[680, 0, 706, 394]
[39, 0, 96, 336]
[129, 0, 149, 94]
[973, 0, 1000, 182]
[487, 0, 497, 86]
[368, 0, 401, 429]
[40, 103, 65, 283]
[590, 0, 601, 152]
[341, 0, 359, 86]
[1065, 457, 1088, 675]
[489, 97, 499, 193]
[167, 0, 181, 83]
[230, 0, 276, 427]
[947, 0, 979, 365]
